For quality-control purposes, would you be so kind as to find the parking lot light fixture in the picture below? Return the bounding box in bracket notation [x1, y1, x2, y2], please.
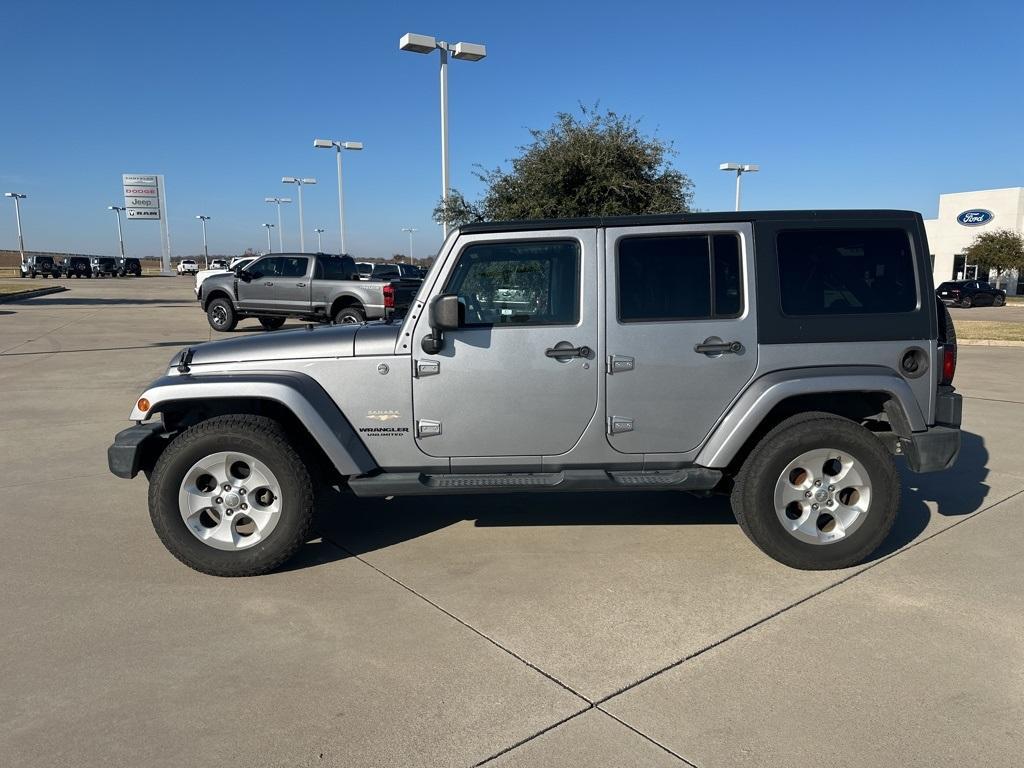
[401, 227, 418, 262]
[262, 223, 275, 253]
[282, 177, 317, 252]
[5, 192, 27, 266]
[719, 162, 760, 211]
[314, 227, 325, 252]
[399, 32, 487, 238]
[108, 205, 126, 259]
[196, 215, 211, 268]
[264, 197, 291, 251]
[314, 138, 363, 255]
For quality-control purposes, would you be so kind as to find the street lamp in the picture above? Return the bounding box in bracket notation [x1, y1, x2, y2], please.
[196, 215, 211, 268]
[399, 32, 487, 237]
[264, 197, 291, 252]
[314, 227, 325, 252]
[108, 206, 126, 260]
[313, 138, 363, 255]
[4, 192, 27, 267]
[719, 163, 760, 211]
[281, 177, 317, 252]
[401, 227, 418, 262]
[262, 223, 275, 253]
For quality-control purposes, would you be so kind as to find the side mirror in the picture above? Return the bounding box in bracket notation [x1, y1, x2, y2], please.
[238, 270, 253, 282]
[421, 294, 461, 354]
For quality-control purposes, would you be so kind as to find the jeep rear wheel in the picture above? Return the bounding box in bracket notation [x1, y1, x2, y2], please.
[207, 297, 237, 332]
[333, 306, 365, 324]
[731, 412, 899, 570]
[258, 316, 286, 331]
[148, 415, 314, 576]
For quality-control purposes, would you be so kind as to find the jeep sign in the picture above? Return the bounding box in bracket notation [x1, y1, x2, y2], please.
[957, 209, 994, 226]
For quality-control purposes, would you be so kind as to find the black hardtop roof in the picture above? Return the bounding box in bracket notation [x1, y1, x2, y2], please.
[458, 209, 923, 235]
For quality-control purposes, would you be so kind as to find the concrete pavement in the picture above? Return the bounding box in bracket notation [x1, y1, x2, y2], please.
[1, 277, 1021, 766]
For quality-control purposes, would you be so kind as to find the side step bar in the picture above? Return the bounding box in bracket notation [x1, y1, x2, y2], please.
[348, 467, 723, 498]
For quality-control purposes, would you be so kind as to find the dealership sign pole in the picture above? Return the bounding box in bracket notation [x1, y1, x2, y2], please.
[123, 173, 173, 274]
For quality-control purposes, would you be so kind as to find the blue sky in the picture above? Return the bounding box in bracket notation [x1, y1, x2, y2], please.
[2, 0, 1022, 259]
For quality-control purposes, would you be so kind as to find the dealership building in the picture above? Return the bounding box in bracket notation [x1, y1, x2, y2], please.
[924, 187, 1024, 293]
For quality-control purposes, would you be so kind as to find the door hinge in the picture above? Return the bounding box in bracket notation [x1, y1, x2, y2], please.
[607, 355, 634, 374]
[415, 359, 440, 377]
[416, 419, 442, 438]
[608, 416, 634, 435]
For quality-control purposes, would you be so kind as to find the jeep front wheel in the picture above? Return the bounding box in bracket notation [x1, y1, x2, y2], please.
[207, 297, 238, 332]
[148, 415, 314, 576]
[730, 412, 899, 570]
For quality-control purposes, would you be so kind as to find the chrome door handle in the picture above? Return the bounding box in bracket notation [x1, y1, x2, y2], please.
[264, 281, 274, 286]
[545, 345, 592, 358]
[296, 282, 306, 287]
[694, 340, 742, 355]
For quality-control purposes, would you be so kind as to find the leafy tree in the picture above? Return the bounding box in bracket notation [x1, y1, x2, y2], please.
[964, 229, 1024, 283]
[434, 105, 694, 226]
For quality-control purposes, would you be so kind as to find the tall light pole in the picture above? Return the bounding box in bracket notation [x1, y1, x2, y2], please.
[314, 227, 325, 252]
[196, 215, 211, 268]
[313, 138, 363, 255]
[401, 227, 418, 263]
[399, 33, 487, 238]
[719, 163, 760, 211]
[4, 192, 27, 267]
[262, 223, 275, 253]
[264, 197, 291, 251]
[108, 205, 126, 259]
[281, 177, 316, 252]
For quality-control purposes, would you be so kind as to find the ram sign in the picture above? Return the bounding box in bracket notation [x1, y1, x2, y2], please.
[123, 174, 162, 220]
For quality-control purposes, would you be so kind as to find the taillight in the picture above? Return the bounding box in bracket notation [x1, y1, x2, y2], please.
[940, 344, 956, 385]
[383, 284, 395, 309]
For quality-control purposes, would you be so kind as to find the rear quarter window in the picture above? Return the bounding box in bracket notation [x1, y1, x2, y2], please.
[777, 228, 918, 315]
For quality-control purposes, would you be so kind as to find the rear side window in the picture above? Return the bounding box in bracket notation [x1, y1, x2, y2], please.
[777, 229, 917, 315]
[318, 258, 354, 280]
[617, 233, 743, 322]
[446, 240, 580, 327]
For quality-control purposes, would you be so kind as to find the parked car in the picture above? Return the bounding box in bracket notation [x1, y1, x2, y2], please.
[90, 256, 118, 277]
[117, 257, 142, 277]
[936, 280, 1006, 307]
[355, 261, 374, 280]
[177, 259, 199, 275]
[371, 262, 423, 280]
[196, 253, 421, 331]
[194, 257, 255, 298]
[208, 258, 228, 270]
[20, 255, 60, 278]
[60, 256, 92, 278]
[109, 210, 962, 577]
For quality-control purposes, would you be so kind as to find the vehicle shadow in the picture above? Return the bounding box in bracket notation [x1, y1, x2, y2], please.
[300, 430, 991, 572]
[19, 297, 196, 306]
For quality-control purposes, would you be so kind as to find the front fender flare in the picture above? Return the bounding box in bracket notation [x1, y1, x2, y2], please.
[696, 366, 927, 469]
[131, 371, 376, 477]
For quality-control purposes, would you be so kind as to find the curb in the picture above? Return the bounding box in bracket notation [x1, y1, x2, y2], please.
[0, 285, 68, 303]
[958, 338, 1024, 348]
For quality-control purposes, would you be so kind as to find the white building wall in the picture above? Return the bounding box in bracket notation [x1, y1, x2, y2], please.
[924, 187, 1024, 292]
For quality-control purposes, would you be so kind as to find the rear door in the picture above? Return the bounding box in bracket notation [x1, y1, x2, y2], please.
[604, 223, 758, 454]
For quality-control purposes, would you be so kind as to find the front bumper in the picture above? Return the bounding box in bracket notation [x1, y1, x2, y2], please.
[107, 422, 168, 479]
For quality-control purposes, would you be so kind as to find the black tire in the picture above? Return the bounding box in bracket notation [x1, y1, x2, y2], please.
[964, 295, 975, 308]
[258, 316, 286, 331]
[30, 272, 36, 279]
[148, 415, 314, 576]
[995, 294, 1006, 307]
[207, 297, 238, 332]
[731, 412, 899, 570]
[333, 306, 365, 324]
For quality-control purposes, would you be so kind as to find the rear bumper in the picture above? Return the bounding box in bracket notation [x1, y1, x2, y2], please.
[902, 389, 962, 473]
[107, 422, 167, 479]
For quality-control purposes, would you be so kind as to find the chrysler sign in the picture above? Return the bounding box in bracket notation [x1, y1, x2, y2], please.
[957, 209, 994, 226]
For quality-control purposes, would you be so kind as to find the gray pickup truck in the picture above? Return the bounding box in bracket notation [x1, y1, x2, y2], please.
[110, 210, 961, 577]
[198, 253, 421, 331]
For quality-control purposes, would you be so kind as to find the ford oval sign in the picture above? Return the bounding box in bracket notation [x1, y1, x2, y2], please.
[957, 209, 994, 226]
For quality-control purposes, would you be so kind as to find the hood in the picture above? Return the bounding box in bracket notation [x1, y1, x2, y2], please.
[178, 322, 402, 367]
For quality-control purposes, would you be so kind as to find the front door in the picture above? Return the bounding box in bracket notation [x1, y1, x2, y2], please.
[237, 256, 310, 313]
[604, 223, 759, 454]
[412, 230, 599, 458]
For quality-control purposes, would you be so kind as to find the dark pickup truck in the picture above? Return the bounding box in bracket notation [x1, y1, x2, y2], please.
[198, 253, 421, 332]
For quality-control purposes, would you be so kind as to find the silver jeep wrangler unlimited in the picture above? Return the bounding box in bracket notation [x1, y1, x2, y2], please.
[108, 211, 962, 575]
